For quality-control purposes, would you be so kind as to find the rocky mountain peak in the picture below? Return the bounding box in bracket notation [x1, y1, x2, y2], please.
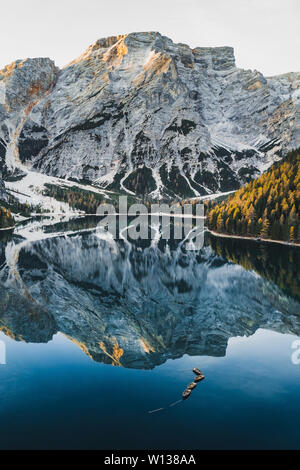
[0, 57, 58, 171]
[0, 58, 58, 113]
[0, 32, 299, 199]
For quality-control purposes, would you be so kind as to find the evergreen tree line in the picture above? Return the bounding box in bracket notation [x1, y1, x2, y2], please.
[209, 236, 300, 301]
[206, 149, 300, 243]
[44, 184, 106, 213]
[43, 184, 139, 213]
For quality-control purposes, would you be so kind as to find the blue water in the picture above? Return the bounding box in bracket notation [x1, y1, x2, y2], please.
[1, 329, 300, 449]
[0, 227, 299, 449]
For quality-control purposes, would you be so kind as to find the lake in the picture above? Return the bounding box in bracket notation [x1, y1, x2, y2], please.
[0, 217, 299, 450]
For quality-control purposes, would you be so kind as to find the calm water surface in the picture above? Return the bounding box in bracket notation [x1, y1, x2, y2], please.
[0, 218, 299, 449]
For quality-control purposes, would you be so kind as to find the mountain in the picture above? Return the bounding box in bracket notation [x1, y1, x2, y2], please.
[0, 230, 299, 368]
[0, 57, 58, 203]
[0, 32, 300, 199]
[206, 148, 300, 243]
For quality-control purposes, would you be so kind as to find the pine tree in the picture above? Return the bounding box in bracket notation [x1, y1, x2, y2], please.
[206, 148, 300, 243]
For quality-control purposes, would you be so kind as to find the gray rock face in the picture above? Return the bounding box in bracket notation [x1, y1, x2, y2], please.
[0, 178, 7, 201]
[1, 32, 300, 198]
[0, 58, 58, 173]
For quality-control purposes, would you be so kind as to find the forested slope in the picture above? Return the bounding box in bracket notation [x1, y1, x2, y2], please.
[206, 149, 300, 243]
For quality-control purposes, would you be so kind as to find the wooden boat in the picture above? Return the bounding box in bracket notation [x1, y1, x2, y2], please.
[187, 382, 197, 390]
[194, 374, 205, 382]
[182, 389, 191, 400]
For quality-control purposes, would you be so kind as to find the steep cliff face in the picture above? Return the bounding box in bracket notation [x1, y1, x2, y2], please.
[0, 58, 58, 173]
[1, 32, 299, 199]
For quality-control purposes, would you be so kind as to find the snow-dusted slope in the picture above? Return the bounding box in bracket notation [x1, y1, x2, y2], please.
[4, 169, 113, 214]
[1, 32, 300, 200]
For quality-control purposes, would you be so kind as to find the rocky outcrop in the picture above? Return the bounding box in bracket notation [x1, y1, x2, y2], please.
[0, 32, 299, 199]
[0, 58, 58, 173]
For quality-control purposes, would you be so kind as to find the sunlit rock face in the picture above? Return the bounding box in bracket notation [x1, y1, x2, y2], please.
[0, 32, 299, 198]
[0, 58, 58, 173]
[0, 231, 299, 369]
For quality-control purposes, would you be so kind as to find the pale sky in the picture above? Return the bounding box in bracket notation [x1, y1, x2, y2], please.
[1, 0, 299, 76]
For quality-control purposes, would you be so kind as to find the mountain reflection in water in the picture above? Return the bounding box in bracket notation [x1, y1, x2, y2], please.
[0, 220, 299, 369]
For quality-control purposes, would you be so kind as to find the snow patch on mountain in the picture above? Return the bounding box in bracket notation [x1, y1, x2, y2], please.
[0, 32, 299, 201]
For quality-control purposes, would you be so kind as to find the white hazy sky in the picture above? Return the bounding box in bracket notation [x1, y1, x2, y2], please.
[0, 0, 299, 76]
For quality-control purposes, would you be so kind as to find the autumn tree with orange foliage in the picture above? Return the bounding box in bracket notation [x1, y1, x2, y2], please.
[0, 206, 14, 229]
[206, 149, 300, 243]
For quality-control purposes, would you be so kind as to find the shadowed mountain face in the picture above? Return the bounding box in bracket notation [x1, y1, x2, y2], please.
[0, 178, 7, 201]
[0, 229, 299, 369]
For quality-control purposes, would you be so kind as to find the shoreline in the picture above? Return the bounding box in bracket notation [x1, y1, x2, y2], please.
[20, 212, 206, 219]
[207, 229, 300, 247]
[0, 225, 15, 232]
